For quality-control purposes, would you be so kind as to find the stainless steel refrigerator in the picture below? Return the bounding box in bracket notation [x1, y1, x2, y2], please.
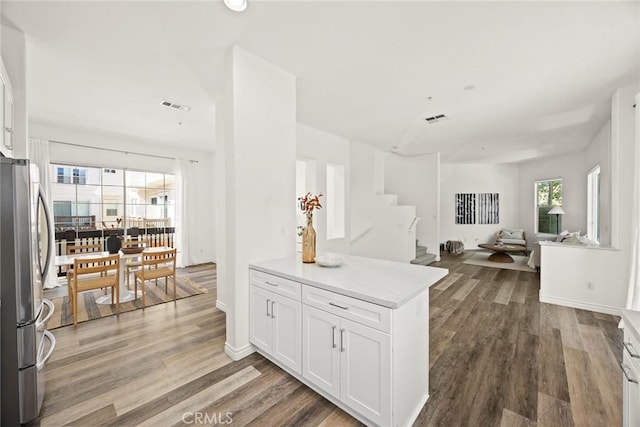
[1, 157, 56, 425]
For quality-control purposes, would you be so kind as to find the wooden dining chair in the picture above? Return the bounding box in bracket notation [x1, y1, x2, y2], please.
[134, 248, 177, 309]
[122, 239, 146, 289]
[66, 242, 105, 292]
[68, 253, 120, 326]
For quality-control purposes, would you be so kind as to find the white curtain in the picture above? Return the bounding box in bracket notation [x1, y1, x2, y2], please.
[626, 94, 640, 310]
[28, 138, 59, 289]
[175, 158, 195, 268]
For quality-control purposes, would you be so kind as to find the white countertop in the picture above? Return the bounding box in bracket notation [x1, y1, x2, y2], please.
[538, 241, 618, 251]
[622, 309, 640, 341]
[250, 253, 448, 309]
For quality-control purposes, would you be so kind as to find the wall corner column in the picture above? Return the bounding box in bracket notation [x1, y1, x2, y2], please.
[218, 46, 296, 360]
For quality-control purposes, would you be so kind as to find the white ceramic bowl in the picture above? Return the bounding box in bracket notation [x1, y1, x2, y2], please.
[315, 254, 345, 267]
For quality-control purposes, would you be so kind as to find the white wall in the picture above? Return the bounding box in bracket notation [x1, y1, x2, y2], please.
[384, 153, 440, 260]
[218, 46, 296, 360]
[611, 84, 639, 251]
[296, 123, 350, 254]
[540, 84, 639, 313]
[518, 151, 587, 241]
[441, 163, 520, 249]
[540, 243, 626, 314]
[584, 120, 611, 245]
[29, 121, 217, 265]
[350, 140, 384, 243]
[214, 100, 228, 311]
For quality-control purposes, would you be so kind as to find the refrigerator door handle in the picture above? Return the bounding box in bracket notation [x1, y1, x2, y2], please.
[36, 331, 56, 370]
[36, 299, 55, 329]
[38, 189, 52, 281]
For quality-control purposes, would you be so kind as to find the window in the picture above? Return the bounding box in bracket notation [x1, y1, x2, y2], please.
[51, 164, 175, 236]
[55, 165, 86, 184]
[587, 165, 601, 243]
[535, 179, 563, 233]
[105, 206, 119, 217]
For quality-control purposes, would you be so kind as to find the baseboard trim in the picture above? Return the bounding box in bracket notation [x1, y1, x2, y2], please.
[215, 300, 227, 312]
[224, 342, 256, 361]
[539, 295, 621, 316]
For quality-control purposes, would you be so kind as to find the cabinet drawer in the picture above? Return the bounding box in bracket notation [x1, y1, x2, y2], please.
[624, 329, 640, 371]
[250, 269, 301, 301]
[302, 285, 391, 333]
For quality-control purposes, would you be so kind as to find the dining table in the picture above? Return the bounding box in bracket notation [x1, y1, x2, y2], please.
[53, 246, 173, 305]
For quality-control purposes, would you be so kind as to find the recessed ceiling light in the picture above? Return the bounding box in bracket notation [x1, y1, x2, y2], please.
[224, 0, 248, 12]
[463, 85, 476, 91]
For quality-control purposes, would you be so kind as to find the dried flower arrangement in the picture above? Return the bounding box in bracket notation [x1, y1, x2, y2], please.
[102, 217, 123, 229]
[298, 192, 324, 216]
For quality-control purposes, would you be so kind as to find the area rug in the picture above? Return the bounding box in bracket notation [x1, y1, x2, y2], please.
[46, 275, 208, 329]
[463, 251, 536, 273]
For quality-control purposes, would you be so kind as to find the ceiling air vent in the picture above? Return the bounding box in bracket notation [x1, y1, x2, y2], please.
[160, 100, 191, 112]
[425, 114, 448, 123]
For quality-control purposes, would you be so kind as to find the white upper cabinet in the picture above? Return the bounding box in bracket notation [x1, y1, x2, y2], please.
[0, 59, 14, 158]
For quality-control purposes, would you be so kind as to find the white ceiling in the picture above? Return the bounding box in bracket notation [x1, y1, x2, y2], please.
[3, 1, 639, 163]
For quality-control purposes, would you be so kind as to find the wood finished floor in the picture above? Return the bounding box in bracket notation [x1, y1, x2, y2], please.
[28, 254, 622, 427]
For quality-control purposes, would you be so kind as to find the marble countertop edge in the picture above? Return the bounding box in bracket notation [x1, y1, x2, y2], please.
[249, 254, 449, 309]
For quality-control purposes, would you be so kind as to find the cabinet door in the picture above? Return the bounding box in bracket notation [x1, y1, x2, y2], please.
[271, 293, 302, 375]
[4, 88, 13, 150]
[302, 305, 341, 399]
[340, 318, 391, 426]
[623, 352, 640, 427]
[249, 285, 272, 353]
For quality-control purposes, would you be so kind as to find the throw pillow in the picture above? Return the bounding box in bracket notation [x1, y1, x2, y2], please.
[502, 229, 524, 240]
[561, 234, 582, 245]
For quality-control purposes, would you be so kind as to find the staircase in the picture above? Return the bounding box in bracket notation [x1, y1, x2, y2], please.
[351, 194, 418, 263]
[411, 243, 437, 266]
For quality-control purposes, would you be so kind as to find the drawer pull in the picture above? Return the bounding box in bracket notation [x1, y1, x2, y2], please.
[329, 302, 349, 310]
[266, 299, 271, 317]
[621, 363, 638, 384]
[332, 325, 337, 349]
[340, 328, 345, 352]
[624, 341, 640, 359]
[265, 281, 279, 287]
[271, 301, 276, 319]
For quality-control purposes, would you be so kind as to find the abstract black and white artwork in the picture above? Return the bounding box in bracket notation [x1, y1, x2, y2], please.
[455, 192, 500, 224]
[455, 193, 476, 224]
[478, 193, 499, 224]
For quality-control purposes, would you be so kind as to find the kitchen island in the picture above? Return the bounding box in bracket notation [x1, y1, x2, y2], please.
[249, 254, 448, 427]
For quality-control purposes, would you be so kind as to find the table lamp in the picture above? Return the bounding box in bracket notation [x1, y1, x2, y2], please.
[548, 206, 565, 234]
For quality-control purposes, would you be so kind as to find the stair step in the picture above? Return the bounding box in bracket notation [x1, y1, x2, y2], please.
[410, 253, 437, 266]
[375, 194, 398, 206]
[415, 245, 428, 256]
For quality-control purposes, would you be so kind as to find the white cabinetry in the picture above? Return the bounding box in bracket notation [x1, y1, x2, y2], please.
[303, 305, 341, 398]
[303, 305, 391, 425]
[621, 310, 640, 427]
[4, 87, 13, 153]
[0, 60, 14, 158]
[249, 271, 302, 375]
[248, 256, 444, 427]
